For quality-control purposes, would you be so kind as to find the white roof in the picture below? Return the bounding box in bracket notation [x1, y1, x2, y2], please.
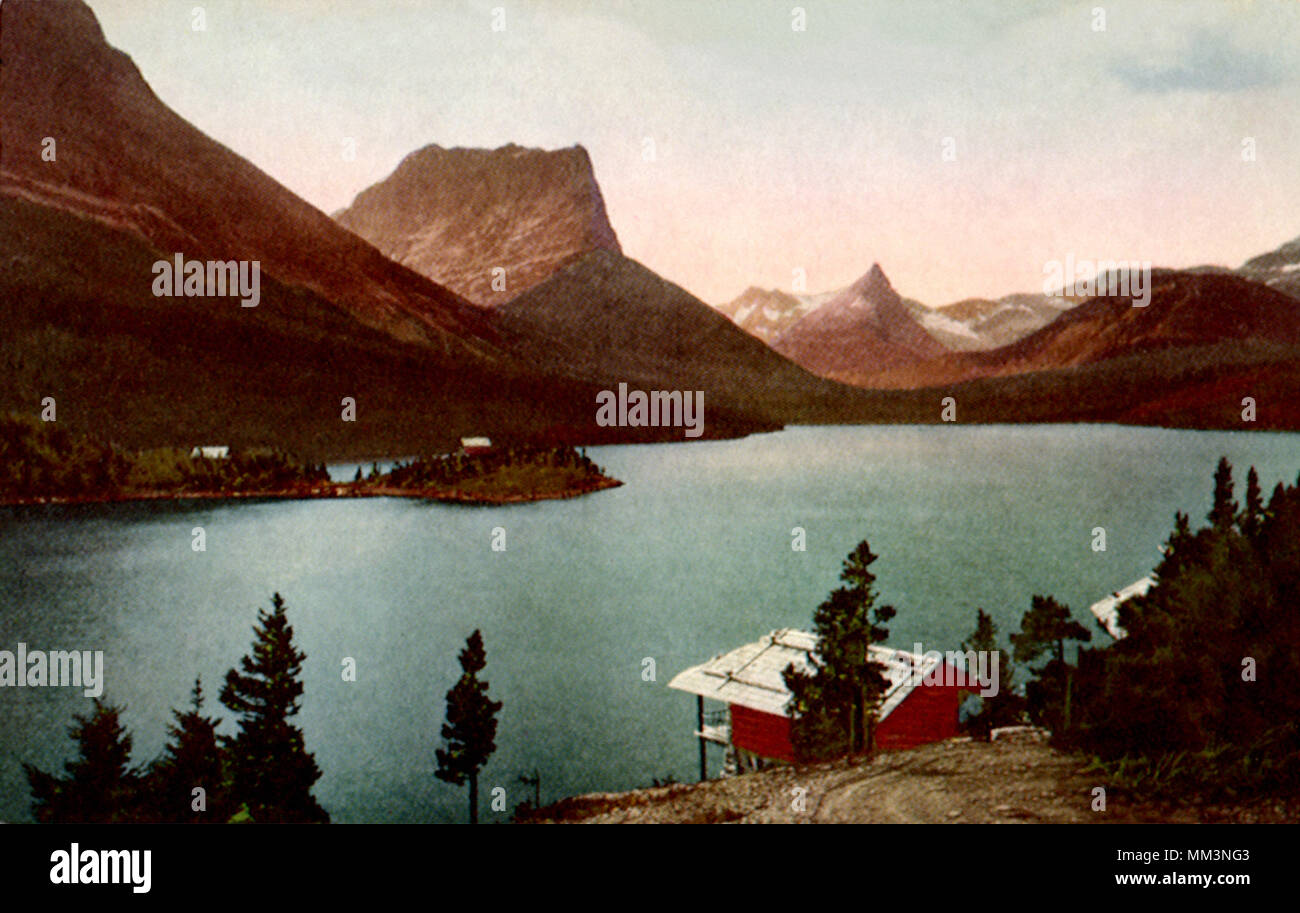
[667, 629, 945, 720]
[1088, 576, 1154, 640]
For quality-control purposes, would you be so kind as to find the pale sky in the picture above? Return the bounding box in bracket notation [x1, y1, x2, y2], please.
[88, 0, 1300, 305]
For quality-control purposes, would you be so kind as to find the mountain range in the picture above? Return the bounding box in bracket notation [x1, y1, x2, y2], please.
[0, 0, 597, 456]
[4, 0, 1300, 453]
[716, 258, 1300, 402]
[869, 270, 1300, 390]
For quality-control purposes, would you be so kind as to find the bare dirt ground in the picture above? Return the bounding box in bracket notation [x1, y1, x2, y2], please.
[525, 732, 1299, 824]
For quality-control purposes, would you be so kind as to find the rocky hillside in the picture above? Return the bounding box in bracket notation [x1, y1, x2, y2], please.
[335, 143, 621, 307]
[0, 0, 496, 353]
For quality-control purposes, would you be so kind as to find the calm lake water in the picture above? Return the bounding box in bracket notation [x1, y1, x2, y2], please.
[2, 425, 1298, 823]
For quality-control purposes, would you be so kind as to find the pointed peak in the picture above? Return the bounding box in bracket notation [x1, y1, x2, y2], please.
[847, 262, 893, 297]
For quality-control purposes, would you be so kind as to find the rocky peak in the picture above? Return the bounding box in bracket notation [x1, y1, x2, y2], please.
[336, 142, 622, 306]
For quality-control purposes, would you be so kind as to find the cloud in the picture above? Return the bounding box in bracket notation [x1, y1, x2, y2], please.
[1112, 30, 1283, 93]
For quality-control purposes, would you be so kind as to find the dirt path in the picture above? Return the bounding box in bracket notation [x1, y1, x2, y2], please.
[525, 733, 1298, 824]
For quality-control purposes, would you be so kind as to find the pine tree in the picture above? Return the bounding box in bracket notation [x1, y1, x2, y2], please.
[1011, 595, 1091, 666]
[435, 629, 503, 824]
[24, 699, 142, 823]
[1069, 461, 1300, 780]
[783, 540, 896, 761]
[960, 608, 1023, 740]
[220, 593, 328, 823]
[148, 677, 226, 823]
[1012, 595, 1092, 733]
[1209, 456, 1237, 531]
[1243, 466, 1264, 539]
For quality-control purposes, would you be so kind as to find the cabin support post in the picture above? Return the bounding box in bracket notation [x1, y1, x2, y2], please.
[697, 696, 707, 781]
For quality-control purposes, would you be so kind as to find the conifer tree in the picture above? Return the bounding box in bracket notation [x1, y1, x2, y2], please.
[1069, 459, 1300, 782]
[149, 677, 226, 823]
[784, 540, 896, 761]
[435, 629, 503, 824]
[960, 608, 1023, 740]
[220, 593, 328, 823]
[1011, 595, 1091, 666]
[1209, 456, 1238, 531]
[1243, 466, 1264, 539]
[24, 699, 142, 823]
[1012, 595, 1092, 733]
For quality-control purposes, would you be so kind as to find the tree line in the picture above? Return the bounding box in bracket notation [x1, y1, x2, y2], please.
[24, 593, 504, 824]
[375, 443, 607, 489]
[783, 457, 1300, 801]
[0, 412, 327, 498]
[25, 593, 327, 823]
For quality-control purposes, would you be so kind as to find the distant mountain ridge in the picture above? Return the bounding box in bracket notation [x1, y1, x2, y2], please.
[335, 143, 621, 307]
[1240, 234, 1300, 300]
[769, 264, 948, 384]
[718, 278, 1068, 354]
[868, 270, 1300, 389]
[6, 0, 1300, 442]
[716, 286, 837, 342]
[931, 293, 1075, 350]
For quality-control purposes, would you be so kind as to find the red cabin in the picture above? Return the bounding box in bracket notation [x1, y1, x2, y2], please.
[669, 629, 975, 777]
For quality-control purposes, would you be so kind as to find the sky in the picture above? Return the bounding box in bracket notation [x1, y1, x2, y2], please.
[88, 0, 1300, 305]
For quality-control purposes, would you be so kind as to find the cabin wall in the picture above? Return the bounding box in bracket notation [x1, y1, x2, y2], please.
[875, 681, 965, 750]
[728, 669, 972, 763]
[729, 704, 795, 763]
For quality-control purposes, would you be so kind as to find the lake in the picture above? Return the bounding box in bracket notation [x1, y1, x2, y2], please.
[2, 424, 1298, 823]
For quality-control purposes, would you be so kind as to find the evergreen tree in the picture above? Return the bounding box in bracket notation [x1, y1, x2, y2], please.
[1067, 458, 1300, 790]
[24, 699, 142, 823]
[1243, 466, 1264, 539]
[1011, 595, 1091, 733]
[960, 608, 1024, 740]
[1011, 595, 1091, 666]
[1209, 456, 1237, 531]
[435, 629, 503, 824]
[148, 677, 227, 823]
[220, 593, 328, 823]
[783, 540, 896, 761]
